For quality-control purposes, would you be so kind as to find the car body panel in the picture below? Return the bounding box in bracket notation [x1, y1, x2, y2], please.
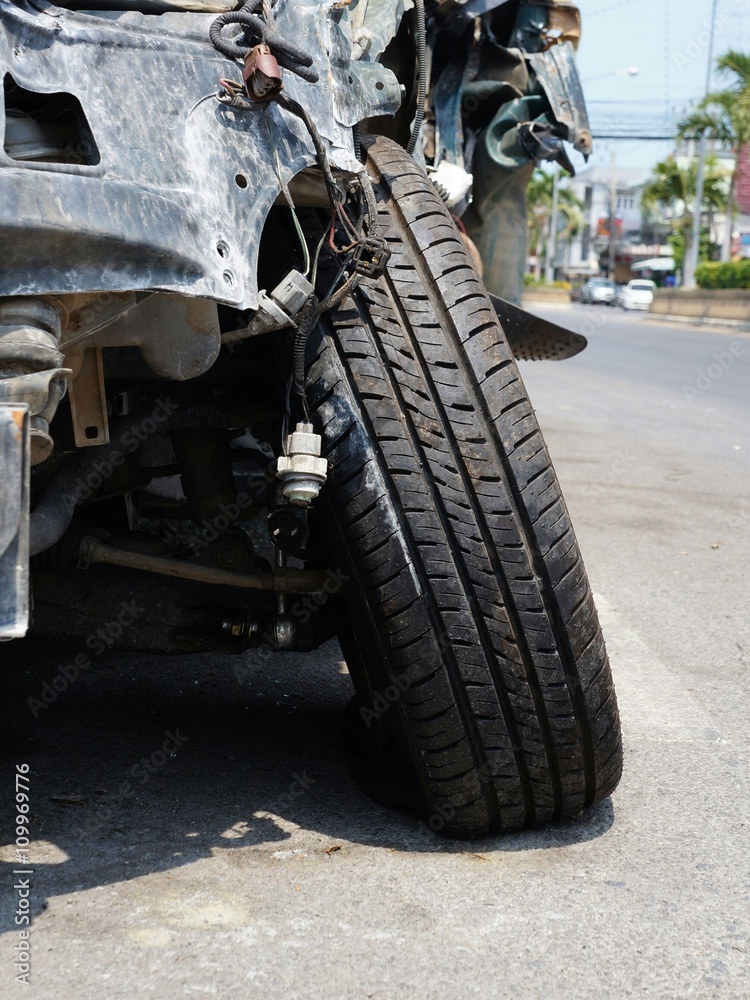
[0, 0, 399, 310]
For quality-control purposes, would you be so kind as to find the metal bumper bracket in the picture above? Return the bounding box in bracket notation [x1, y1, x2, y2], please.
[0, 404, 30, 638]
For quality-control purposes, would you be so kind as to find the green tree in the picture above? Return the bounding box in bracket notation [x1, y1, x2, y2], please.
[666, 227, 717, 272]
[677, 50, 750, 260]
[526, 169, 583, 281]
[641, 155, 728, 275]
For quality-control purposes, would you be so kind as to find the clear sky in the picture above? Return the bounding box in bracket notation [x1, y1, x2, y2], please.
[572, 0, 750, 175]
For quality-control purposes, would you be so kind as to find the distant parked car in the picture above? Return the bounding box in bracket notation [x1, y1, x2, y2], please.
[619, 279, 656, 311]
[581, 278, 617, 305]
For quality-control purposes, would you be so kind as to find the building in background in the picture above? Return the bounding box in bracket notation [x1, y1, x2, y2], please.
[563, 165, 672, 282]
[732, 150, 750, 258]
[735, 147, 750, 215]
[733, 216, 750, 258]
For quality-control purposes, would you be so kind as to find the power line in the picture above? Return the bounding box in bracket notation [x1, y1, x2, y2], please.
[586, 0, 647, 17]
[586, 97, 688, 141]
[586, 100, 693, 105]
[591, 135, 677, 141]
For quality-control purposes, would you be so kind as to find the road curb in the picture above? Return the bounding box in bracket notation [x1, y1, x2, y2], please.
[646, 312, 750, 336]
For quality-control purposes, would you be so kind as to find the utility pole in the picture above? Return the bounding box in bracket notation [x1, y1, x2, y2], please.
[545, 163, 560, 284]
[685, 0, 719, 287]
[608, 148, 617, 280]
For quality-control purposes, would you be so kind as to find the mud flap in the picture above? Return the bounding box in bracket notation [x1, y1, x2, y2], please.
[488, 294, 587, 361]
[0, 404, 30, 638]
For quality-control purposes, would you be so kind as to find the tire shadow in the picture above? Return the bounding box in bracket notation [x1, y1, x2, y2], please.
[0, 637, 615, 931]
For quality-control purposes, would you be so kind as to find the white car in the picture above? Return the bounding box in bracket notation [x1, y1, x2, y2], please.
[581, 277, 617, 305]
[619, 279, 656, 310]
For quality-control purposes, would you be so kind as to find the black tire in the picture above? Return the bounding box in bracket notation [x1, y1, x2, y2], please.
[308, 137, 622, 837]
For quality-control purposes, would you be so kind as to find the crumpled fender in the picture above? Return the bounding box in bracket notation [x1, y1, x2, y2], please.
[0, 0, 400, 309]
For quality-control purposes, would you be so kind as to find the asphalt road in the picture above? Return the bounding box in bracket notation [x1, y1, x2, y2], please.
[1, 304, 749, 999]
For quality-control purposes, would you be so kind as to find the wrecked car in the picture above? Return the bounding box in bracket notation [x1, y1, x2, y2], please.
[0, 0, 621, 837]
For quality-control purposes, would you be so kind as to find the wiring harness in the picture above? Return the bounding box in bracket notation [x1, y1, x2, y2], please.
[210, 0, 318, 88]
[210, 4, 389, 422]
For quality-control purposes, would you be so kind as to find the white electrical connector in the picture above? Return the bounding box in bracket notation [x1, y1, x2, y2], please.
[253, 269, 314, 335]
[271, 270, 315, 315]
[222, 269, 314, 344]
[276, 422, 328, 504]
[429, 161, 474, 210]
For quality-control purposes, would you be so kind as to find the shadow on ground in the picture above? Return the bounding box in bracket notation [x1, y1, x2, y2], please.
[0, 637, 615, 930]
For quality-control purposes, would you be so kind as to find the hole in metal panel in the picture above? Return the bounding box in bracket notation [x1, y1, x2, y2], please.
[3, 74, 100, 165]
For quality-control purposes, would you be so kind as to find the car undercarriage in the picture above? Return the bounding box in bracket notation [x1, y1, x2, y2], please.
[0, 0, 622, 837]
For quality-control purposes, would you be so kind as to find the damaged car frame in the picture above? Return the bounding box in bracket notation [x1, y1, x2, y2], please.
[0, 0, 621, 837]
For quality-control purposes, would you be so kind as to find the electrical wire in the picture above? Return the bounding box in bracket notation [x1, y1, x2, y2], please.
[310, 230, 328, 287]
[215, 77, 390, 422]
[266, 112, 311, 276]
[291, 295, 318, 421]
[272, 93, 341, 208]
[406, 0, 426, 156]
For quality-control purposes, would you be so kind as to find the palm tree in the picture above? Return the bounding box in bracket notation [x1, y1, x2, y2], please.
[641, 155, 729, 273]
[677, 50, 750, 260]
[526, 169, 583, 280]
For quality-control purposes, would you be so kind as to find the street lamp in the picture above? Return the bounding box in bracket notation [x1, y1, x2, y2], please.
[584, 66, 640, 84]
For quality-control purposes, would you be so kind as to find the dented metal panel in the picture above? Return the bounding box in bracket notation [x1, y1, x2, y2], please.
[0, 0, 400, 309]
[528, 41, 591, 156]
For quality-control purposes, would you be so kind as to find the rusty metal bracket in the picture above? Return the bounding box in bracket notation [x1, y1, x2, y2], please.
[68, 345, 109, 448]
[0, 404, 30, 637]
